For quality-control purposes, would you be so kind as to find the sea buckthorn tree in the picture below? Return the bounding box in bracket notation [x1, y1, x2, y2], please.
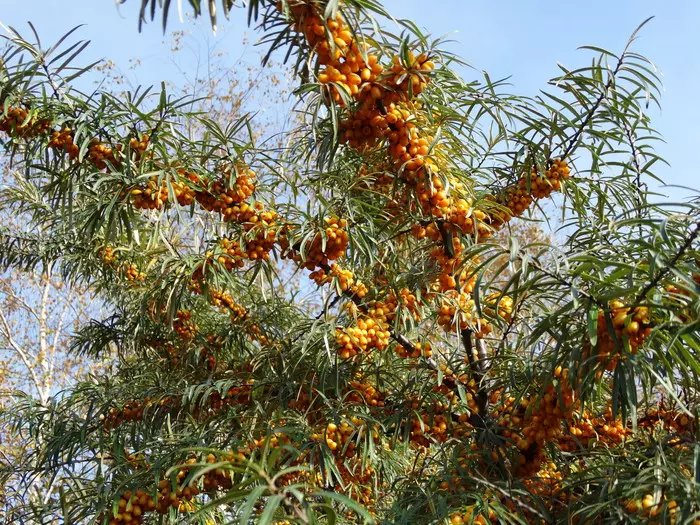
[1, 1, 699, 524]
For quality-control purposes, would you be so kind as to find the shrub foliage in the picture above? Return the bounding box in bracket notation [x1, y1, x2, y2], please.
[0, 1, 699, 524]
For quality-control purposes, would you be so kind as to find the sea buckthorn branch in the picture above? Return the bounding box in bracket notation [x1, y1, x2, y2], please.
[0, 100, 152, 174]
[304, 258, 481, 432]
[619, 112, 647, 216]
[280, 232, 476, 436]
[93, 376, 696, 520]
[127, 2, 568, 462]
[511, 237, 661, 375]
[270, 4, 528, 430]
[424, 224, 511, 413]
[558, 47, 626, 160]
[99, 451, 254, 524]
[309, 259, 425, 361]
[277, 1, 548, 365]
[475, 158, 571, 239]
[99, 371, 261, 432]
[1, 97, 267, 224]
[461, 329, 489, 418]
[119, 250, 424, 478]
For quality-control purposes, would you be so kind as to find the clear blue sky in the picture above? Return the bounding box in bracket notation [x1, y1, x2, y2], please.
[2, 0, 698, 199]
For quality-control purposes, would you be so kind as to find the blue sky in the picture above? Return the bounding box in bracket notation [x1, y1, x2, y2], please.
[2, 0, 698, 199]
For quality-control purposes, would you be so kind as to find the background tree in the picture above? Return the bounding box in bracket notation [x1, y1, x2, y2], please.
[0, 1, 699, 524]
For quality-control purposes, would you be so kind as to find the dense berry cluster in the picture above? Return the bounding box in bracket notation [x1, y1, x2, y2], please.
[310, 262, 357, 292]
[172, 310, 198, 340]
[345, 379, 385, 407]
[101, 400, 147, 430]
[86, 137, 121, 171]
[494, 369, 575, 476]
[201, 451, 248, 491]
[0, 105, 50, 138]
[448, 505, 496, 525]
[101, 458, 209, 525]
[295, 217, 350, 270]
[130, 177, 169, 210]
[593, 300, 652, 370]
[100, 490, 156, 525]
[286, 1, 384, 105]
[48, 127, 80, 159]
[639, 406, 696, 434]
[487, 159, 572, 231]
[194, 164, 256, 219]
[623, 494, 686, 524]
[559, 408, 628, 452]
[335, 313, 391, 359]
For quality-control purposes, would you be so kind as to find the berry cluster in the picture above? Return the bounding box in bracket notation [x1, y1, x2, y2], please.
[100, 396, 180, 431]
[494, 372, 575, 476]
[208, 289, 249, 321]
[286, 2, 383, 105]
[213, 237, 247, 271]
[47, 130, 150, 174]
[394, 340, 432, 359]
[449, 506, 496, 525]
[102, 463, 205, 525]
[100, 490, 156, 525]
[295, 217, 350, 270]
[173, 310, 198, 340]
[559, 408, 628, 452]
[380, 287, 422, 322]
[333, 459, 376, 508]
[100, 246, 118, 266]
[87, 137, 121, 171]
[437, 290, 475, 332]
[122, 264, 146, 282]
[200, 451, 247, 492]
[130, 177, 169, 210]
[0, 105, 50, 138]
[284, 0, 462, 235]
[101, 374, 258, 432]
[242, 219, 279, 262]
[594, 300, 652, 370]
[205, 381, 254, 413]
[101, 400, 147, 430]
[209, 225, 278, 272]
[486, 159, 572, 232]
[345, 379, 385, 408]
[128, 134, 150, 161]
[310, 262, 355, 292]
[129, 167, 197, 211]
[323, 418, 357, 454]
[48, 127, 80, 159]
[483, 292, 514, 321]
[402, 375, 478, 447]
[623, 494, 684, 524]
[523, 462, 566, 500]
[638, 407, 696, 434]
[194, 164, 256, 220]
[100, 246, 145, 283]
[408, 410, 451, 446]
[335, 314, 391, 359]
